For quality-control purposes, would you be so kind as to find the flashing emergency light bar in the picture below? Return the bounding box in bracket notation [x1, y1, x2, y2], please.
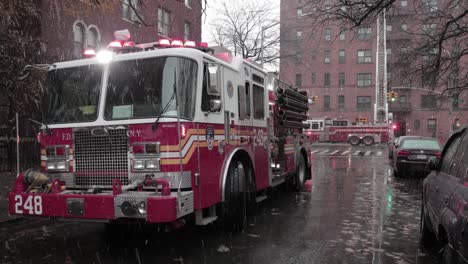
[83, 49, 96, 58]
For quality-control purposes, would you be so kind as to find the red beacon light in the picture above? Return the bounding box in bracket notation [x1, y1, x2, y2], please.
[108, 41, 123, 48]
[157, 39, 171, 47]
[171, 40, 183, 47]
[123, 41, 136, 47]
[83, 49, 96, 58]
[184, 40, 196, 47]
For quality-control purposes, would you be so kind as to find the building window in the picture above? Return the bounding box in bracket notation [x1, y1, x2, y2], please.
[386, 48, 392, 62]
[423, 0, 438, 11]
[87, 27, 100, 49]
[158, 8, 171, 36]
[339, 28, 346, 40]
[311, 72, 316, 83]
[296, 74, 302, 87]
[357, 73, 372, 87]
[339, 50, 345, 64]
[296, 51, 302, 64]
[324, 50, 331, 64]
[296, 30, 302, 41]
[184, 22, 191, 40]
[73, 22, 86, 59]
[427, 118, 437, 132]
[387, 24, 392, 32]
[452, 93, 459, 111]
[324, 95, 330, 110]
[338, 95, 345, 109]
[297, 8, 303, 17]
[324, 73, 330, 87]
[401, 0, 407, 7]
[122, 0, 139, 22]
[357, 27, 372, 40]
[422, 68, 437, 86]
[324, 28, 331, 41]
[453, 118, 460, 131]
[421, 95, 437, 109]
[401, 24, 408, 31]
[422, 24, 437, 35]
[311, 50, 317, 60]
[338, 73, 345, 88]
[358, 50, 372, 63]
[357, 96, 371, 110]
[387, 71, 391, 80]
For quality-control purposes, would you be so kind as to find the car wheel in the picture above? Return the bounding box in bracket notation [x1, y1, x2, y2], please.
[348, 136, 360, 146]
[420, 206, 436, 247]
[362, 136, 375, 146]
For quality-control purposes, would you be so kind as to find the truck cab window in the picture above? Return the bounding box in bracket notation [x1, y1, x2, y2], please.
[245, 82, 251, 118]
[253, 84, 264, 119]
[202, 64, 220, 112]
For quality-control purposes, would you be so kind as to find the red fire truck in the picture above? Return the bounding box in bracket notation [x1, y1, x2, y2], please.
[9, 30, 311, 229]
[304, 118, 392, 146]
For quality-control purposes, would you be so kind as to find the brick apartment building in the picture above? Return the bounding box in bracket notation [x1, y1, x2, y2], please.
[41, 0, 202, 63]
[279, 0, 466, 144]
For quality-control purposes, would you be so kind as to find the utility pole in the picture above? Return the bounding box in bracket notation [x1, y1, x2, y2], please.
[260, 22, 280, 68]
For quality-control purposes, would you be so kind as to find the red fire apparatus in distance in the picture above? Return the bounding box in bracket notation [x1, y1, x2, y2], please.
[304, 118, 392, 146]
[9, 30, 311, 230]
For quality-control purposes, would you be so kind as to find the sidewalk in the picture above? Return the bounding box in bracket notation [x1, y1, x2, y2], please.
[0, 172, 21, 224]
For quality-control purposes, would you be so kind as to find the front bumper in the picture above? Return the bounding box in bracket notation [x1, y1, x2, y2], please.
[8, 190, 194, 223]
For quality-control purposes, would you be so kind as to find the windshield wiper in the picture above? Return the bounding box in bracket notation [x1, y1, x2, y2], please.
[152, 92, 175, 130]
[28, 118, 52, 135]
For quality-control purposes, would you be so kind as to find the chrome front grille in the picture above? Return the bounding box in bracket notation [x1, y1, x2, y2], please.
[74, 128, 129, 187]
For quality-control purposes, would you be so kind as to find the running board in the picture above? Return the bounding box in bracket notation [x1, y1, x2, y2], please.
[195, 206, 217, 225]
[271, 172, 288, 187]
[256, 194, 267, 203]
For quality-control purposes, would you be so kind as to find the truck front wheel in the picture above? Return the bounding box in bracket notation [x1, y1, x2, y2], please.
[221, 160, 247, 231]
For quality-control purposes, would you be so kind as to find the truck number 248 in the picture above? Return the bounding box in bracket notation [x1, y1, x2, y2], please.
[14, 195, 43, 215]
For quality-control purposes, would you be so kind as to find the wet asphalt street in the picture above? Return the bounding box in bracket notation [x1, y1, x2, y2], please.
[0, 145, 439, 264]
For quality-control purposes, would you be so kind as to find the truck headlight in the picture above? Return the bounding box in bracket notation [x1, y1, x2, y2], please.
[145, 159, 160, 170]
[133, 160, 145, 170]
[46, 161, 68, 172]
[137, 201, 146, 214]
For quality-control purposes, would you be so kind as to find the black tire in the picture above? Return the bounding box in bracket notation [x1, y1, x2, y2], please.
[440, 243, 454, 264]
[348, 136, 360, 146]
[420, 206, 436, 248]
[292, 154, 306, 191]
[362, 136, 375, 146]
[221, 160, 247, 231]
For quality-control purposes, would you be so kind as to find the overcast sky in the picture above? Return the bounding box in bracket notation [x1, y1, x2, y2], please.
[201, 0, 280, 45]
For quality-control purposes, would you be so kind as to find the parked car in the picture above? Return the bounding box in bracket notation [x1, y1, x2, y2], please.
[421, 126, 468, 264]
[391, 136, 442, 177]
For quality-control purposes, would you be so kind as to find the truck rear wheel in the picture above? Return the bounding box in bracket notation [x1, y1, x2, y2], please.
[348, 136, 360, 146]
[221, 160, 247, 231]
[362, 136, 375, 146]
[292, 154, 306, 191]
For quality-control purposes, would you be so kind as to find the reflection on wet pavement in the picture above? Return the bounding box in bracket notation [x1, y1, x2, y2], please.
[0, 146, 438, 264]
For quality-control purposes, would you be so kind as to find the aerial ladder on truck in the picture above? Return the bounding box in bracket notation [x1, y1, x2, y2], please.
[374, 11, 389, 125]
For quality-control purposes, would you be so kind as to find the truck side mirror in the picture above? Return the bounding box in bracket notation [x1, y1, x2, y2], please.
[427, 157, 440, 171]
[208, 65, 220, 96]
[210, 99, 222, 112]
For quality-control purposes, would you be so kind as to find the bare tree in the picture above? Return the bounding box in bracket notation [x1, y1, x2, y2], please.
[299, 0, 467, 96]
[207, 0, 280, 68]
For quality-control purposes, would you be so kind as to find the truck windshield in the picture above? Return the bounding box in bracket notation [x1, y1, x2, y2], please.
[104, 57, 197, 120]
[42, 65, 103, 124]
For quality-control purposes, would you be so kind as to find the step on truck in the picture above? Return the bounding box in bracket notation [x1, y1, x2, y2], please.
[9, 30, 311, 229]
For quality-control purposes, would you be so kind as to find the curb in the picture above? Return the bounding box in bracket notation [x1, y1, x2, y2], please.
[0, 216, 23, 226]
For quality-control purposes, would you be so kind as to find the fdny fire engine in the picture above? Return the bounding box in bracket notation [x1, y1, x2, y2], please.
[304, 118, 391, 146]
[9, 30, 311, 229]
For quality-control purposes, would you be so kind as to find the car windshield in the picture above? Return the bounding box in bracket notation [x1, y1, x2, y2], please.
[42, 65, 103, 124]
[401, 139, 441, 150]
[104, 56, 197, 120]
